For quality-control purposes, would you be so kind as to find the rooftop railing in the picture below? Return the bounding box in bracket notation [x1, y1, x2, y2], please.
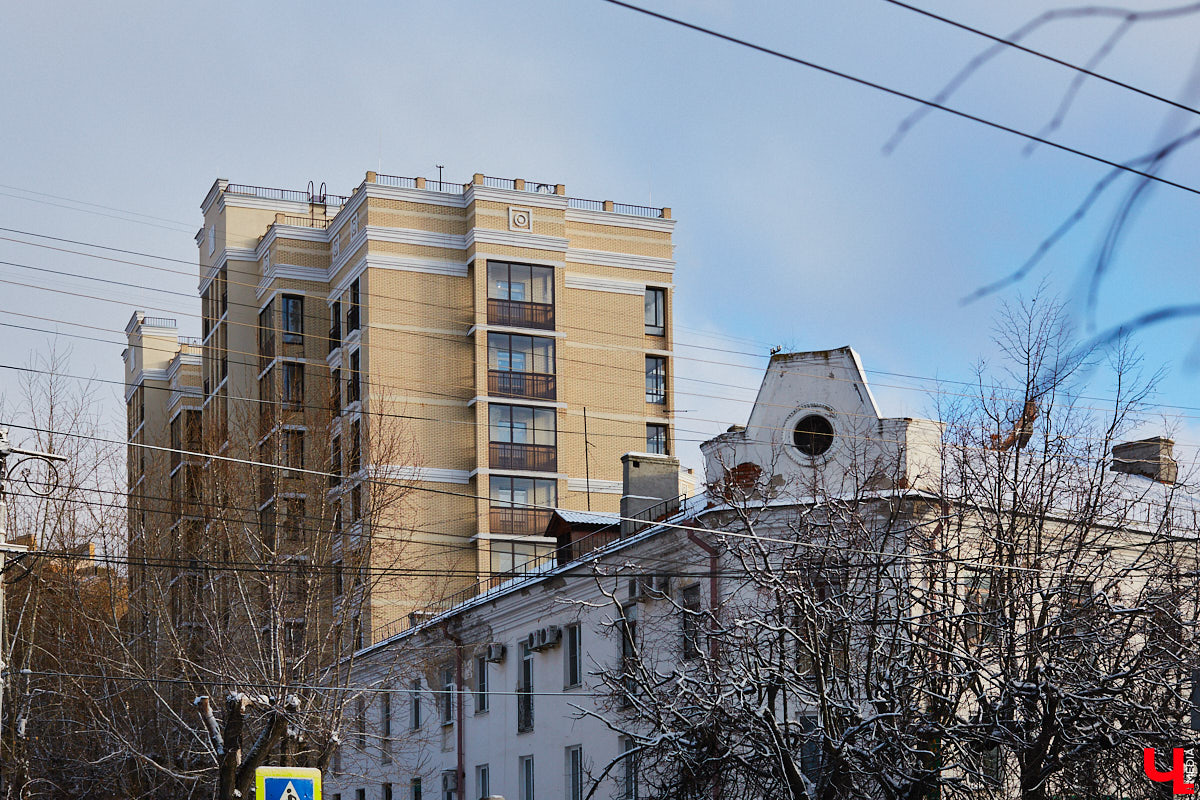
[226, 183, 349, 207]
[274, 214, 332, 229]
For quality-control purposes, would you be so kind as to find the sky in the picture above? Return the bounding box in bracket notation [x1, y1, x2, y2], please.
[2, 0, 1200, 473]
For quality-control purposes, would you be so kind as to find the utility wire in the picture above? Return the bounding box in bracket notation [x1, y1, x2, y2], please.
[598, 0, 1200, 198]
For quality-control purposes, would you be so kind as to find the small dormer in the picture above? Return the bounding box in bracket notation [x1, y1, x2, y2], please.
[700, 347, 942, 497]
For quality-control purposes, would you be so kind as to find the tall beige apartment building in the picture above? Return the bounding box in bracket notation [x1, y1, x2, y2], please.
[124, 171, 677, 644]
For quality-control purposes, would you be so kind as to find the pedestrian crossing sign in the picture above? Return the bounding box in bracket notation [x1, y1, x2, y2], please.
[256, 766, 321, 800]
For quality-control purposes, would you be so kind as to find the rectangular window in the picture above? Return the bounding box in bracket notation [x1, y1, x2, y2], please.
[333, 558, 344, 598]
[620, 605, 638, 707]
[281, 497, 305, 541]
[519, 755, 535, 800]
[330, 435, 342, 487]
[348, 350, 361, 404]
[357, 790, 366, 800]
[565, 624, 582, 688]
[282, 294, 304, 344]
[410, 679, 422, 729]
[348, 278, 361, 332]
[381, 692, 393, 763]
[475, 656, 489, 713]
[411, 779, 422, 800]
[517, 643, 534, 733]
[644, 287, 665, 336]
[799, 716, 822, 780]
[488, 405, 557, 471]
[487, 261, 554, 328]
[351, 483, 363, 521]
[646, 424, 668, 455]
[282, 429, 304, 473]
[475, 765, 490, 800]
[682, 584, 703, 660]
[330, 300, 342, 353]
[354, 696, 366, 749]
[488, 333, 554, 374]
[567, 746, 583, 800]
[350, 420, 362, 473]
[490, 476, 557, 536]
[383, 785, 393, 800]
[330, 367, 342, 414]
[441, 666, 455, 724]
[282, 362, 305, 410]
[258, 300, 275, 370]
[645, 357, 666, 404]
[621, 738, 638, 800]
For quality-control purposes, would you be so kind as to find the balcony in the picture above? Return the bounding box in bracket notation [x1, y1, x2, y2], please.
[489, 507, 553, 536]
[488, 371, 555, 401]
[487, 299, 554, 330]
[489, 442, 556, 472]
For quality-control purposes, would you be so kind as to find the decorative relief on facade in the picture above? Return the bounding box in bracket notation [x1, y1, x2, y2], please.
[508, 206, 533, 232]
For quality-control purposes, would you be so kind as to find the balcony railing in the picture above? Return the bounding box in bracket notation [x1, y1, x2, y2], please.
[488, 370, 555, 401]
[328, 324, 340, 354]
[487, 299, 554, 330]
[489, 442, 556, 472]
[489, 507, 554, 537]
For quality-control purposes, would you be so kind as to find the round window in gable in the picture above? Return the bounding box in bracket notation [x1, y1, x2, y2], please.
[792, 414, 834, 457]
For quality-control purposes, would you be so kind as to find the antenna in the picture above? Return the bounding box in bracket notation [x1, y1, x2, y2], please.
[436, 164, 445, 185]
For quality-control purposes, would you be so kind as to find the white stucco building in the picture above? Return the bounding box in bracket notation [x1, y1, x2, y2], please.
[324, 347, 1198, 800]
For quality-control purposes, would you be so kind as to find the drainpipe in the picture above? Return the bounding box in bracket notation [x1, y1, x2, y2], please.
[444, 625, 466, 799]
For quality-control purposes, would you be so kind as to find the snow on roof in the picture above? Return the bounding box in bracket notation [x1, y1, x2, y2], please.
[551, 508, 621, 526]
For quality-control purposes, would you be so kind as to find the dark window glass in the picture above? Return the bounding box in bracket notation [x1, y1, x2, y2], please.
[645, 357, 666, 404]
[282, 362, 304, 410]
[487, 261, 553, 304]
[282, 294, 303, 343]
[644, 287, 665, 336]
[646, 424, 668, 455]
[793, 415, 834, 457]
[489, 405, 556, 446]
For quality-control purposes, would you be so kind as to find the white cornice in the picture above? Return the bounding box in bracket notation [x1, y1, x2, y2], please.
[374, 465, 472, 485]
[565, 248, 674, 274]
[466, 228, 568, 253]
[218, 193, 313, 216]
[473, 252, 564, 269]
[563, 273, 647, 296]
[566, 477, 623, 494]
[465, 185, 568, 212]
[254, 264, 329, 298]
[199, 179, 227, 216]
[468, 397, 566, 410]
[365, 253, 468, 278]
[467, 324, 565, 339]
[362, 224, 465, 252]
[364, 183, 469, 209]
[470, 468, 567, 480]
[564, 207, 675, 233]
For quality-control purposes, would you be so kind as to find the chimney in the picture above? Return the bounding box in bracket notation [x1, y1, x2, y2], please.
[1111, 437, 1178, 484]
[620, 452, 681, 535]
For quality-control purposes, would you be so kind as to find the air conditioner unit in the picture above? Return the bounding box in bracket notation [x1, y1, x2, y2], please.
[528, 625, 562, 652]
[441, 770, 458, 792]
[525, 631, 538, 652]
[484, 643, 506, 663]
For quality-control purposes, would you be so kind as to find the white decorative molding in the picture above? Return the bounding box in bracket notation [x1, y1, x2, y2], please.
[567, 478, 623, 494]
[565, 247, 674, 273]
[376, 465, 472, 485]
[199, 247, 258, 293]
[564, 207, 675, 233]
[469, 468, 567, 481]
[468, 228, 568, 252]
[365, 253, 469, 278]
[508, 206, 533, 232]
[563, 273, 646, 296]
[473, 252, 564, 269]
[466, 324, 565, 339]
[362, 224, 466, 252]
[219, 193, 312, 216]
[468, 396, 565, 410]
[467, 185, 568, 212]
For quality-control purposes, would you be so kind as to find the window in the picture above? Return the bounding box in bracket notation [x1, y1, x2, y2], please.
[488, 333, 554, 374]
[793, 559, 849, 675]
[793, 415, 834, 457]
[487, 261, 554, 328]
[681, 584, 703, 659]
[644, 287, 666, 336]
[488, 261, 553, 304]
[799, 716, 823, 781]
[283, 429, 304, 473]
[441, 666, 455, 724]
[351, 484, 363, 522]
[330, 300, 342, 352]
[519, 755, 535, 800]
[475, 765, 490, 800]
[333, 558, 344, 598]
[354, 696, 366, 749]
[475, 656, 489, 713]
[619, 604, 638, 707]
[282, 294, 304, 344]
[282, 362, 304, 410]
[441, 771, 458, 800]
[330, 367, 342, 413]
[348, 419, 362, 474]
[357, 790, 366, 800]
[645, 357, 666, 404]
[620, 738, 639, 800]
[281, 498, 305, 541]
[517, 643, 534, 732]
[646, 424, 668, 455]
[411, 778, 422, 800]
[565, 624, 582, 688]
[330, 435, 342, 487]
[332, 745, 342, 775]
[383, 785, 393, 800]
[410, 679, 422, 729]
[567, 746, 583, 800]
[381, 692, 393, 763]
[348, 279, 361, 332]
[490, 476, 557, 535]
[348, 350, 361, 404]
[207, 226, 215, 255]
[489, 405, 557, 471]
[258, 300, 275, 368]
[489, 405, 556, 446]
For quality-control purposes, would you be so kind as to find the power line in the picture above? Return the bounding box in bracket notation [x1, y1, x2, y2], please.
[597, 0, 1200, 198]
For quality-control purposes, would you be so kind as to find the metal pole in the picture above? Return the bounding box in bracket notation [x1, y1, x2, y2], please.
[0, 427, 65, 762]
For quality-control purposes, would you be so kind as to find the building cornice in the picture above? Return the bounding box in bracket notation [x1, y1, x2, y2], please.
[565, 247, 674, 274]
[564, 207, 675, 233]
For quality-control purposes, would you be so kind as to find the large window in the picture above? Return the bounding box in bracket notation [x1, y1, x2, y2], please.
[329, 300, 341, 353]
[475, 656, 489, 713]
[681, 585, 703, 659]
[517, 645, 534, 733]
[475, 765, 490, 800]
[347, 278, 361, 333]
[645, 357, 666, 404]
[621, 738, 639, 800]
[410, 679, 422, 729]
[347, 350, 361, 405]
[440, 666, 454, 724]
[282, 362, 304, 410]
[567, 747, 583, 800]
[565, 624, 582, 688]
[490, 476, 556, 536]
[258, 300, 275, 370]
[644, 287, 666, 336]
[488, 333, 555, 400]
[646, 424, 668, 455]
[489, 405, 556, 471]
[282, 294, 304, 344]
[487, 261, 554, 328]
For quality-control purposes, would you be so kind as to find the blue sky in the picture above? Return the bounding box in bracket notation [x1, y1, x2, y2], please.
[3, 0, 1200, 471]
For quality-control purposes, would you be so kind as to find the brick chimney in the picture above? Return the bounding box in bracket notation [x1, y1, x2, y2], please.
[1111, 437, 1178, 484]
[620, 452, 681, 535]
